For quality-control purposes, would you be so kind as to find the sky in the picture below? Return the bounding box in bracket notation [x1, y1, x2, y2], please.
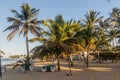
[0, 0, 120, 57]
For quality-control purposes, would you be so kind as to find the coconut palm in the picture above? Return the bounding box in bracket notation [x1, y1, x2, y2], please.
[94, 25, 110, 62]
[75, 26, 98, 67]
[75, 10, 103, 67]
[3, 4, 43, 59]
[30, 15, 79, 71]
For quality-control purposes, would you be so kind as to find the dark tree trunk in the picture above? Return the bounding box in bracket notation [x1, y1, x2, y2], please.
[57, 53, 60, 71]
[56, 45, 60, 71]
[86, 53, 89, 67]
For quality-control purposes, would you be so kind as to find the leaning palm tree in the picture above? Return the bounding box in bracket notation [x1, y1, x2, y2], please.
[3, 4, 43, 59]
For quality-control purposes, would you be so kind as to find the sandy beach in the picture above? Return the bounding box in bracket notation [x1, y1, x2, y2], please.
[2, 60, 120, 80]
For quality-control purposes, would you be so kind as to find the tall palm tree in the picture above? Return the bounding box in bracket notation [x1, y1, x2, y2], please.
[3, 4, 43, 58]
[95, 22, 110, 62]
[75, 10, 103, 67]
[75, 26, 98, 67]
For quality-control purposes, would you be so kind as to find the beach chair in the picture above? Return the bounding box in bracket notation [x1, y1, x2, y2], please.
[41, 64, 56, 72]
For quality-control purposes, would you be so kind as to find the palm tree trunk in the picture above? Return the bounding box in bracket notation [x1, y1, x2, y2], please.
[70, 55, 74, 67]
[86, 45, 90, 67]
[26, 32, 29, 58]
[68, 57, 72, 76]
[86, 52, 89, 67]
[57, 54, 60, 71]
[56, 50, 60, 71]
[56, 45, 60, 71]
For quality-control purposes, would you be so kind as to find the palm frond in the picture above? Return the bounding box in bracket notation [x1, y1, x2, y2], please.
[29, 37, 47, 42]
[30, 8, 39, 17]
[7, 28, 20, 41]
[30, 45, 43, 53]
[30, 28, 40, 37]
[29, 18, 42, 25]
[19, 27, 24, 36]
[7, 17, 23, 24]
[11, 9, 22, 19]
[35, 26, 44, 32]
[3, 24, 20, 32]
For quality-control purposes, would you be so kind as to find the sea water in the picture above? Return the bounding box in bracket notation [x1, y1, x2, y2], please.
[1, 58, 20, 66]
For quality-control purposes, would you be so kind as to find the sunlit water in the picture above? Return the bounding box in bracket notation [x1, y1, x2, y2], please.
[1, 58, 20, 66]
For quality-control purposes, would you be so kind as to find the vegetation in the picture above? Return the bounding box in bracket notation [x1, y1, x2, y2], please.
[3, 3, 120, 71]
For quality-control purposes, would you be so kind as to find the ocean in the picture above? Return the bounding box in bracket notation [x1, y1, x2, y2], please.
[1, 58, 20, 66]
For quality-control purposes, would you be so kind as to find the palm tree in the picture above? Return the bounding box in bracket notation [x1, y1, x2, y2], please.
[30, 15, 79, 71]
[3, 4, 43, 59]
[95, 18, 111, 50]
[75, 10, 103, 67]
[75, 26, 97, 67]
[95, 23, 110, 62]
[108, 7, 120, 49]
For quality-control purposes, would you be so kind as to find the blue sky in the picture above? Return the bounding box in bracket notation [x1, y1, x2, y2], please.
[0, 0, 120, 57]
